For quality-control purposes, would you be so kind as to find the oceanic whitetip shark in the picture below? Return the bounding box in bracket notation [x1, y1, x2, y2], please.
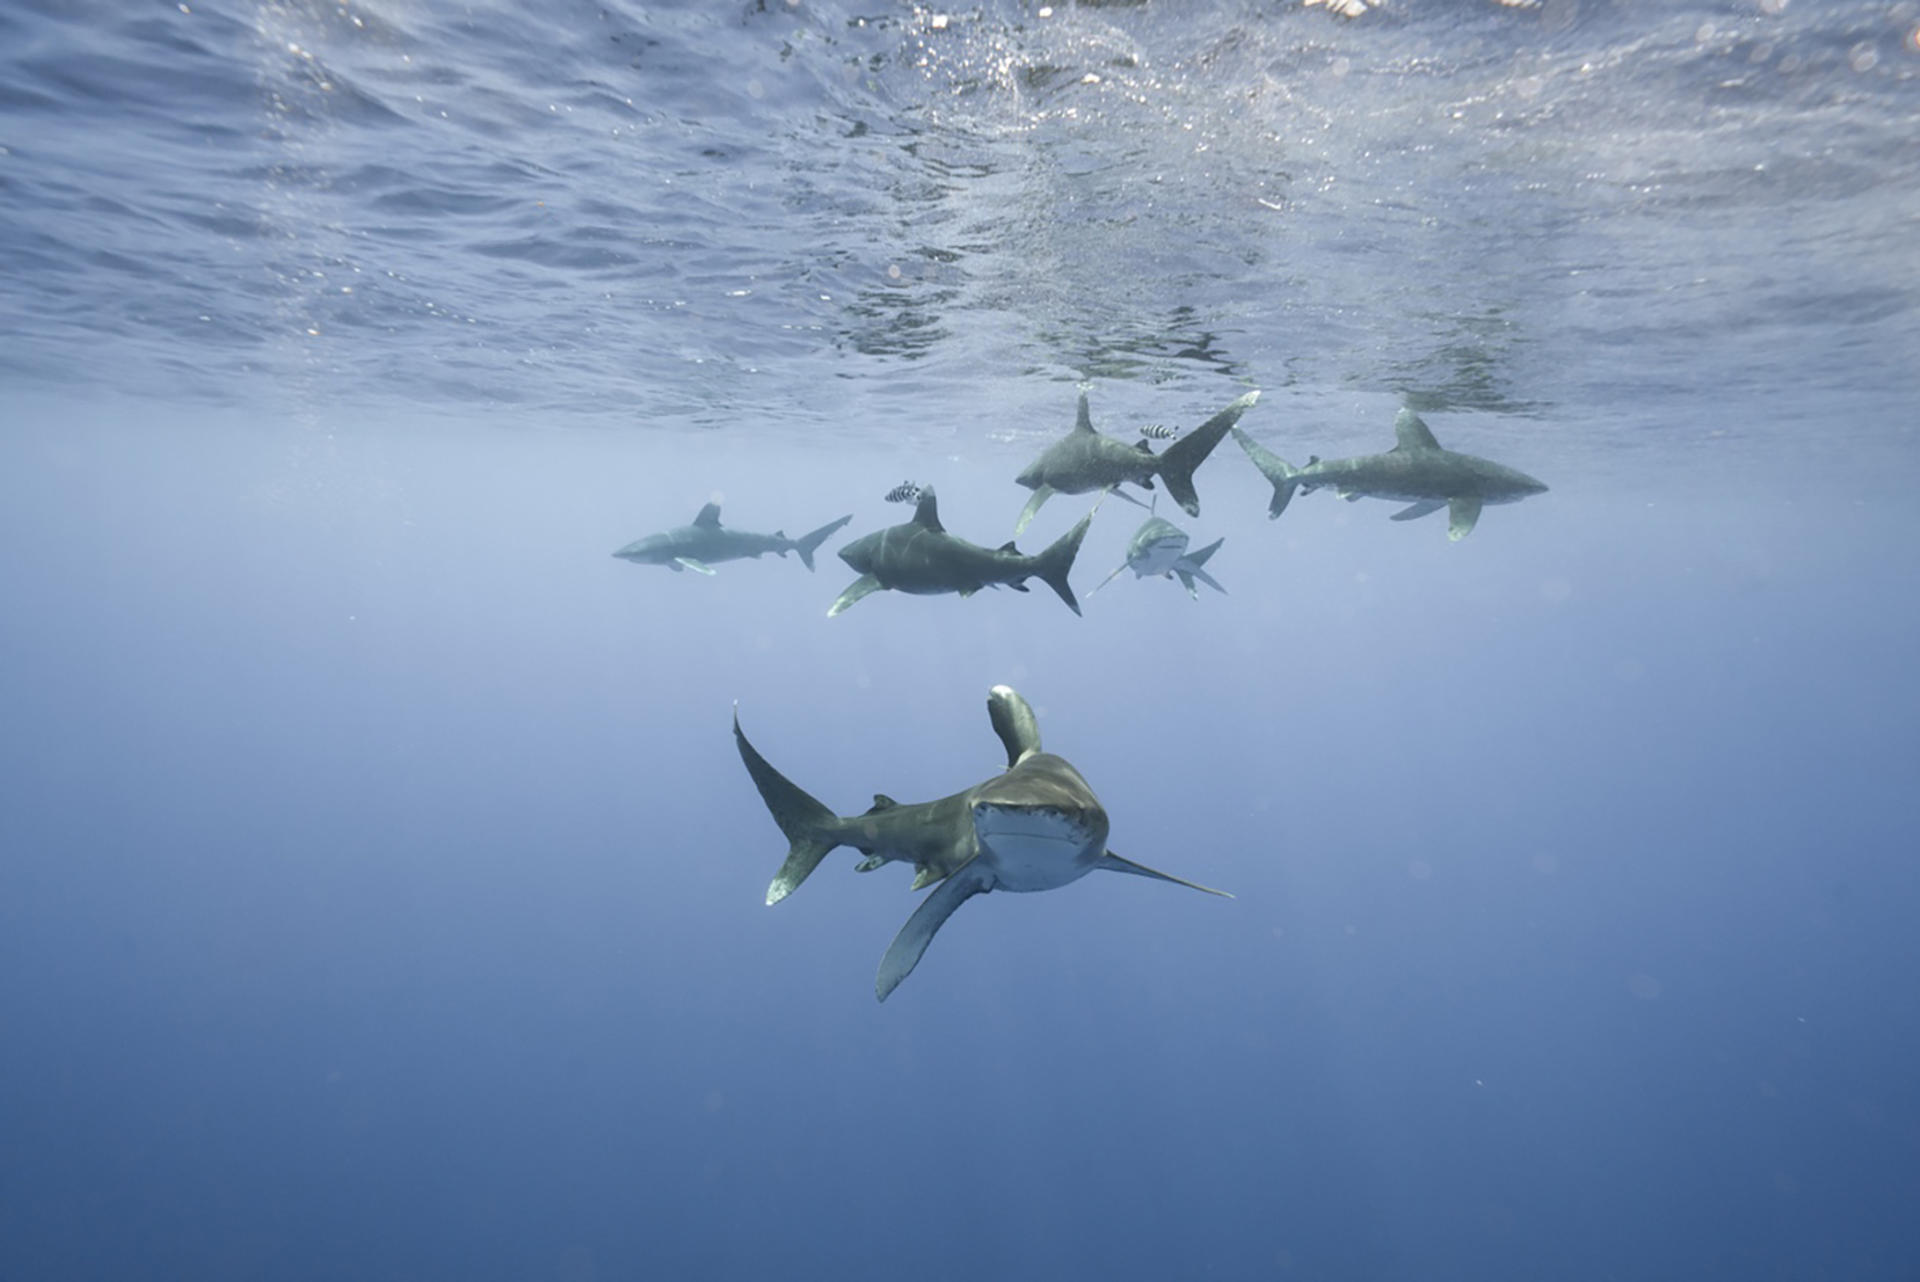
[1231, 407, 1547, 540]
[613, 503, 852, 574]
[1012, 388, 1261, 536]
[1090, 513, 1226, 600]
[734, 685, 1232, 1001]
[829, 487, 1091, 617]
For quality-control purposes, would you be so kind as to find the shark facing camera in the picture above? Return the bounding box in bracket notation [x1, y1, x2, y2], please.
[734, 685, 1231, 1001]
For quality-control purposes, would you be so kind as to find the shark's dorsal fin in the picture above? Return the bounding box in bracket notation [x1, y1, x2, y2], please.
[867, 794, 897, 813]
[693, 502, 722, 527]
[1134, 439, 1155, 455]
[911, 487, 944, 533]
[1073, 392, 1095, 434]
[986, 684, 1042, 767]
[1392, 408, 1441, 452]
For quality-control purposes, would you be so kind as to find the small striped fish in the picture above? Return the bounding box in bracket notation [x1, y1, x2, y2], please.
[884, 481, 922, 504]
[1138, 423, 1177, 440]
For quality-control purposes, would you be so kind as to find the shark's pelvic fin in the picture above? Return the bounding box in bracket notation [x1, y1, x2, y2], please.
[1230, 425, 1300, 519]
[675, 557, 717, 575]
[1447, 495, 1482, 541]
[1158, 389, 1260, 517]
[1013, 484, 1054, 537]
[987, 684, 1043, 767]
[733, 707, 843, 905]
[877, 863, 992, 1001]
[1392, 407, 1441, 452]
[793, 514, 853, 571]
[694, 502, 723, 527]
[1097, 851, 1234, 898]
[1390, 500, 1447, 522]
[828, 574, 883, 617]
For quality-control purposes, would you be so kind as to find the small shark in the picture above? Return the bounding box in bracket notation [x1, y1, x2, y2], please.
[734, 685, 1231, 1001]
[1232, 407, 1548, 540]
[613, 503, 852, 574]
[830, 487, 1091, 617]
[1013, 388, 1262, 535]
[1091, 514, 1226, 600]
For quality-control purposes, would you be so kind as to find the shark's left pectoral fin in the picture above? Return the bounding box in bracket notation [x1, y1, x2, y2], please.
[1447, 496, 1482, 541]
[877, 864, 992, 1001]
[1014, 485, 1054, 537]
[675, 557, 717, 575]
[1390, 500, 1446, 523]
[1098, 851, 1233, 898]
[828, 574, 884, 617]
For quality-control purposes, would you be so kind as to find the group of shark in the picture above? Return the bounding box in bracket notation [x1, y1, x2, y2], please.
[613, 390, 1548, 616]
[616, 391, 1547, 1000]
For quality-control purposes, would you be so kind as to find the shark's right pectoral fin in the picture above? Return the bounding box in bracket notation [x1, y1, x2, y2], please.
[1390, 500, 1446, 523]
[675, 557, 717, 575]
[1097, 851, 1233, 898]
[1447, 496, 1482, 541]
[877, 864, 992, 1001]
[1013, 485, 1054, 537]
[828, 574, 883, 617]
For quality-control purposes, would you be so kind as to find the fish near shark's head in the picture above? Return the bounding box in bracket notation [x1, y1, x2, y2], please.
[968, 753, 1110, 892]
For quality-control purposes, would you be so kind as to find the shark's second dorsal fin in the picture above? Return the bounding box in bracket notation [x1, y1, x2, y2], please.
[1074, 392, 1095, 434]
[694, 502, 723, 527]
[1392, 408, 1441, 452]
[911, 487, 944, 533]
[867, 794, 897, 813]
[986, 684, 1042, 767]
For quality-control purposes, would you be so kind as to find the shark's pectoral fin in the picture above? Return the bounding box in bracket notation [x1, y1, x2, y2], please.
[1013, 485, 1054, 537]
[675, 557, 717, 575]
[878, 864, 992, 1001]
[1097, 851, 1233, 898]
[1088, 562, 1129, 597]
[828, 574, 883, 617]
[1447, 496, 1483, 541]
[854, 855, 885, 872]
[1339, 489, 1363, 503]
[1108, 486, 1151, 511]
[1390, 500, 1447, 523]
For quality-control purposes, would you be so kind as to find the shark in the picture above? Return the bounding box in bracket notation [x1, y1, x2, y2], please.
[734, 685, 1232, 1001]
[613, 503, 852, 574]
[1012, 388, 1262, 536]
[829, 486, 1091, 617]
[1090, 513, 1226, 600]
[1231, 407, 1548, 540]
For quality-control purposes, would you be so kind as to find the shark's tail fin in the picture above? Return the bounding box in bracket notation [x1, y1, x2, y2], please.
[1157, 389, 1260, 517]
[1231, 426, 1301, 519]
[733, 707, 843, 904]
[1031, 511, 1092, 616]
[792, 514, 853, 571]
[1175, 537, 1227, 598]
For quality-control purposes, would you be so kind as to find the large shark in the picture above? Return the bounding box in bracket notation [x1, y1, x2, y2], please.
[734, 685, 1231, 1000]
[1012, 388, 1262, 535]
[830, 487, 1091, 617]
[1231, 407, 1548, 540]
[1090, 514, 1226, 600]
[613, 503, 852, 574]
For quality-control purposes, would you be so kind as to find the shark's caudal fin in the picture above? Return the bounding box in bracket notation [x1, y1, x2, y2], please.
[793, 514, 853, 571]
[733, 707, 843, 905]
[1157, 389, 1260, 517]
[1031, 511, 1093, 616]
[1231, 426, 1301, 519]
[1175, 537, 1226, 598]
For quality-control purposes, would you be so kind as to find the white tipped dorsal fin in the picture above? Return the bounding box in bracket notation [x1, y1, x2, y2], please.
[1074, 392, 1095, 434]
[693, 502, 722, 527]
[986, 684, 1042, 767]
[1392, 408, 1441, 452]
[911, 487, 944, 533]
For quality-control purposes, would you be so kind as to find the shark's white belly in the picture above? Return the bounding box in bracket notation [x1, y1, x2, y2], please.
[972, 802, 1100, 892]
[1129, 535, 1187, 578]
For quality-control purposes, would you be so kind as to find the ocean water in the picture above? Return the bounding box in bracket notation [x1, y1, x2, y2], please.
[2, 0, 1918, 1279]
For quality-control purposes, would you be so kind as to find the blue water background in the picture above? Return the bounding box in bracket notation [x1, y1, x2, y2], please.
[3, 1, 1919, 1280]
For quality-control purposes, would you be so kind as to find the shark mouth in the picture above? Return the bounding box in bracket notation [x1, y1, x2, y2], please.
[971, 802, 1102, 892]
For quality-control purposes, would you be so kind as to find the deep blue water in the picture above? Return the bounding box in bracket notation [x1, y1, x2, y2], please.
[3, 2, 1918, 1280]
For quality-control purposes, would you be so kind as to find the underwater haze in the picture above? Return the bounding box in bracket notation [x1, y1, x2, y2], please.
[3, 1, 1918, 1279]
